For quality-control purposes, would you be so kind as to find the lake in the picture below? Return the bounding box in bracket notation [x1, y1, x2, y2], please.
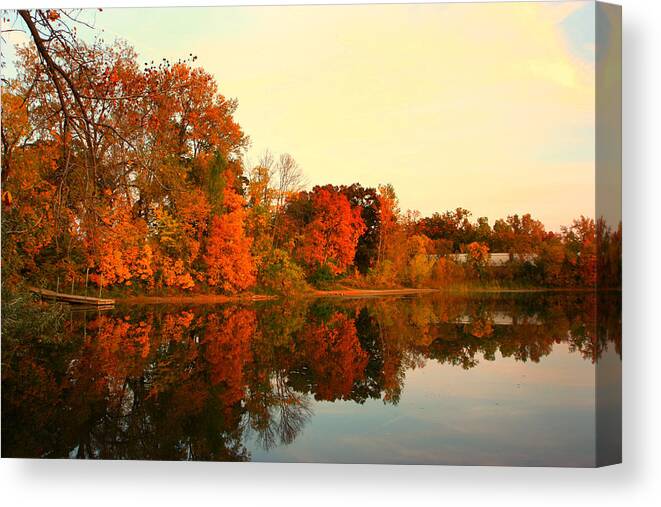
[1, 292, 621, 466]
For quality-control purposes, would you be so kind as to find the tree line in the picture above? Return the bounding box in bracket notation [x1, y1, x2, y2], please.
[1, 11, 621, 295]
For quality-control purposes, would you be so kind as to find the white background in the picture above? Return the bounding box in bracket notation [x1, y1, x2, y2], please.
[1, 0, 659, 505]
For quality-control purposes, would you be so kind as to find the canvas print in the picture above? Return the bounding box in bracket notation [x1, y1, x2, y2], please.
[1, 2, 621, 466]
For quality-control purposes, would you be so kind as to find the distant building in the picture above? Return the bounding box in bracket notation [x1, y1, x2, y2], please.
[428, 253, 538, 266]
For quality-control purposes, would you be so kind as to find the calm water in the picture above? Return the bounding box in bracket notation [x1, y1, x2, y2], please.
[1, 292, 620, 466]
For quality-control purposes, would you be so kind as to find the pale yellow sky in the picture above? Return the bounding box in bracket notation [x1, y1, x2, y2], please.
[5, 1, 599, 230]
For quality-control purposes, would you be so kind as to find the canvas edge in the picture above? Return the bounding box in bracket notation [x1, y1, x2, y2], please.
[595, 0, 622, 468]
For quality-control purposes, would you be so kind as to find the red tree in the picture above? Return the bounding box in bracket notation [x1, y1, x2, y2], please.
[298, 187, 366, 275]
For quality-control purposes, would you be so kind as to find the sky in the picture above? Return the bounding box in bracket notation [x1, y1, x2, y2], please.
[2, 1, 599, 231]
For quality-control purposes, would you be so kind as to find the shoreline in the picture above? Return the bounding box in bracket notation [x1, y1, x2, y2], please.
[115, 286, 609, 305]
[307, 288, 439, 298]
[117, 288, 436, 305]
[119, 294, 278, 305]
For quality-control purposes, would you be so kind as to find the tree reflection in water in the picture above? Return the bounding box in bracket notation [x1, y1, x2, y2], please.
[1, 292, 620, 460]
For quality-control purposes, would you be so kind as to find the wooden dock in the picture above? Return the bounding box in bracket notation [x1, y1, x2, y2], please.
[30, 287, 115, 307]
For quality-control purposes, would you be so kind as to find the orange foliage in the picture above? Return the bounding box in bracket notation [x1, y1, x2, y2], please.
[160, 257, 195, 290]
[467, 241, 490, 263]
[204, 185, 256, 293]
[88, 196, 151, 287]
[1, 91, 60, 280]
[299, 188, 366, 275]
[151, 189, 212, 290]
[432, 257, 465, 286]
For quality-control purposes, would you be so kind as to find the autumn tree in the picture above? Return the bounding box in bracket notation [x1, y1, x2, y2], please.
[563, 216, 597, 287]
[537, 233, 567, 286]
[271, 153, 306, 247]
[466, 241, 490, 280]
[404, 234, 434, 287]
[87, 194, 152, 289]
[376, 184, 399, 266]
[204, 180, 256, 293]
[295, 186, 366, 276]
[1, 89, 59, 284]
[2, 24, 254, 293]
[246, 155, 276, 258]
[339, 183, 380, 274]
[418, 208, 474, 250]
